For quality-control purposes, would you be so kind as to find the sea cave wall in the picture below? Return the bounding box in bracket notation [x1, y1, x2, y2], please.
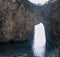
[0, 0, 41, 42]
[42, 0, 60, 47]
[0, 0, 60, 49]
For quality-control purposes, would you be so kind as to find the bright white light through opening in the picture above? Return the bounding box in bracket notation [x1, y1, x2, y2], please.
[29, 0, 49, 5]
[33, 23, 46, 57]
[34, 23, 46, 46]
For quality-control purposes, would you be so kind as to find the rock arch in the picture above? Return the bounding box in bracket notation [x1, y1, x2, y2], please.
[0, 0, 60, 49]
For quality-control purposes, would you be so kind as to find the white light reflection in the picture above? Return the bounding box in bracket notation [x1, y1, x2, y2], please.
[33, 23, 46, 57]
[29, 0, 49, 5]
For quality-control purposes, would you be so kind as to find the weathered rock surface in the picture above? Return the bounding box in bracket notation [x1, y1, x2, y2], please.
[42, 0, 60, 47]
[0, 0, 41, 42]
[0, 0, 60, 45]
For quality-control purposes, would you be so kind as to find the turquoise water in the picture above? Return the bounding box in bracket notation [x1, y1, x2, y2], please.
[0, 23, 46, 57]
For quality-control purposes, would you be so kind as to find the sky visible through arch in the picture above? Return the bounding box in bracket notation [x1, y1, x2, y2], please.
[32, 23, 46, 57]
[29, 0, 49, 5]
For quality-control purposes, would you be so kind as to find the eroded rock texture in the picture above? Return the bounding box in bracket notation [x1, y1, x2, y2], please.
[0, 0, 60, 45]
[42, 0, 60, 47]
[0, 0, 41, 42]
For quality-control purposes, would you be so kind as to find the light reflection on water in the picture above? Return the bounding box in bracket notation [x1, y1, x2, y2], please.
[32, 23, 46, 57]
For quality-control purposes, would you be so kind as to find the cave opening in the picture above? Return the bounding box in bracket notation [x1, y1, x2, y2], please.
[0, 0, 60, 57]
[32, 23, 46, 57]
[29, 0, 49, 5]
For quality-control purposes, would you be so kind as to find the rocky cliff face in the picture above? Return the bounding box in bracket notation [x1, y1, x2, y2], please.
[0, 0, 41, 42]
[42, 0, 60, 47]
[0, 0, 60, 45]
